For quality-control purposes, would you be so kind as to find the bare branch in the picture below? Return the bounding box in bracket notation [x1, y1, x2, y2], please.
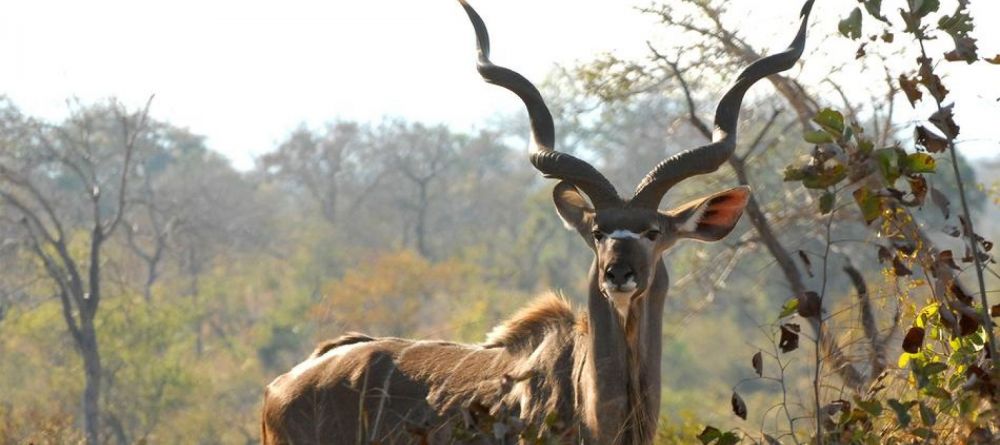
[667, 52, 867, 391]
[844, 263, 886, 377]
[19, 219, 83, 343]
[878, 67, 898, 148]
[0, 164, 68, 243]
[37, 128, 92, 192]
[0, 189, 60, 246]
[823, 80, 863, 131]
[650, 45, 712, 140]
[103, 95, 154, 235]
[741, 109, 783, 162]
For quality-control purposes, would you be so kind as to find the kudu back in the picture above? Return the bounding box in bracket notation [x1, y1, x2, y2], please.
[262, 1, 813, 443]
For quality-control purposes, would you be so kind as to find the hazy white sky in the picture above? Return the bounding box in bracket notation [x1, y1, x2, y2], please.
[0, 0, 997, 170]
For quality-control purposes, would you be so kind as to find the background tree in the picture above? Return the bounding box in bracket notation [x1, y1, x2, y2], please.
[0, 1, 995, 442]
[0, 98, 150, 445]
[258, 122, 359, 225]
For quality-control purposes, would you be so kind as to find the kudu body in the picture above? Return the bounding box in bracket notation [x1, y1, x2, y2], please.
[262, 1, 812, 443]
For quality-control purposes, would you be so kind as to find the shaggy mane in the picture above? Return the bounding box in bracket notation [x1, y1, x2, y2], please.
[482, 293, 578, 353]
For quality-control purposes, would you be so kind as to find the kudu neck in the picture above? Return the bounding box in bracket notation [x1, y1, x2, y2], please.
[583, 258, 668, 443]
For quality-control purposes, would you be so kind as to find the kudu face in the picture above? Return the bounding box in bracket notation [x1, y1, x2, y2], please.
[459, 0, 811, 319]
[553, 181, 750, 319]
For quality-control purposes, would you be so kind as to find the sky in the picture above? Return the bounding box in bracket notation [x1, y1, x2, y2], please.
[0, 0, 997, 170]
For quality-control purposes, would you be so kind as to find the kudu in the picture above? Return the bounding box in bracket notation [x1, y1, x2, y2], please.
[262, 0, 812, 443]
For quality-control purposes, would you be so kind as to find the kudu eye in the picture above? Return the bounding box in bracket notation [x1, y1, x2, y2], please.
[592, 231, 605, 242]
[645, 230, 660, 241]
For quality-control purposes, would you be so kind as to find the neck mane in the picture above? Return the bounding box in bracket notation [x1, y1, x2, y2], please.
[578, 258, 668, 444]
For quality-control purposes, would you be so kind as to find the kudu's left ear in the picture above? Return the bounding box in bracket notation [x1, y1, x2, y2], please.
[666, 186, 750, 242]
[553, 181, 594, 233]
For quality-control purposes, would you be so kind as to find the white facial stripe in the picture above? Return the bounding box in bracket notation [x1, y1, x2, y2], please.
[620, 278, 637, 292]
[603, 278, 638, 292]
[608, 229, 641, 240]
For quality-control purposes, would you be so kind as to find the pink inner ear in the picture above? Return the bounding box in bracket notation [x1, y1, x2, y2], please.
[698, 208, 738, 228]
[698, 191, 749, 228]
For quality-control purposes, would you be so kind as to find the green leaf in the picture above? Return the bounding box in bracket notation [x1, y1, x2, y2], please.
[779, 298, 799, 318]
[863, 0, 887, 22]
[812, 109, 845, 137]
[717, 432, 740, 445]
[903, 153, 937, 173]
[910, 0, 940, 18]
[819, 192, 835, 214]
[804, 130, 833, 144]
[698, 426, 722, 444]
[783, 166, 805, 182]
[874, 147, 902, 184]
[919, 402, 937, 426]
[839, 8, 863, 40]
[922, 385, 951, 399]
[803, 164, 846, 189]
[887, 399, 914, 427]
[856, 398, 883, 416]
[923, 361, 948, 375]
[853, 187, 881, 224]
[938, 2, 974, 37]
[858, 139, 874, 155]
[913, 428, 935, 440]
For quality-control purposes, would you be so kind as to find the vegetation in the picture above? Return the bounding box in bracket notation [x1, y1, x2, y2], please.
[0, 0, 997, 443]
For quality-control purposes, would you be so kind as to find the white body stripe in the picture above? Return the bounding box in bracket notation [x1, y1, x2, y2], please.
[287, 342, 366, 378]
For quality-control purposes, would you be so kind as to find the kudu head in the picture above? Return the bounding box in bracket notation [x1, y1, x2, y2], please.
[459, 0, 813, 319]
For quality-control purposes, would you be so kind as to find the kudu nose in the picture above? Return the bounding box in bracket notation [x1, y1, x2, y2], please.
[604, 264, 635, 287]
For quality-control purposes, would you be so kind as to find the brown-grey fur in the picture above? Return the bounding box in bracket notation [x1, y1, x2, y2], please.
[262, 270, 668, 444]
[262, 293, 582, 443]
[262, 0, 812, 443]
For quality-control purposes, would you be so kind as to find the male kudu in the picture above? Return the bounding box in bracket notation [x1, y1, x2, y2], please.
[262, 0, 813, 443]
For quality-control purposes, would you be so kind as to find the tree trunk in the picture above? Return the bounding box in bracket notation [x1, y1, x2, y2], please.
[321, 182, 338, 224]
[107, 412, 130, 445]
[415, 180, 430, 258]
[729, 156, 865, 389]
[142, 260, 158, 303]
[80, 324, 102, 445]
[187, 250, 204, 358]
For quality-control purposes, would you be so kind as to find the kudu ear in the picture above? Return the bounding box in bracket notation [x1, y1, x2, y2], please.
[553, 181, 594, 233]
[666, 186, 750, 242]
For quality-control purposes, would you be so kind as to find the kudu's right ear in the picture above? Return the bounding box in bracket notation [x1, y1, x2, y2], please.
[553, 181, 594, 233]
[666, 186, 750, 242]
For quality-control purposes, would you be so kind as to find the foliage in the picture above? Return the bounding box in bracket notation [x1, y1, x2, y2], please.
[705, 1, 1000, 443]
[312, 250, 530, 340]
[0, 0, 997, 443]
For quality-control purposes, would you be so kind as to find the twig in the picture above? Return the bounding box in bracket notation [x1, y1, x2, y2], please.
[814, 210, 835, 445]
[916, 39, 997, 366]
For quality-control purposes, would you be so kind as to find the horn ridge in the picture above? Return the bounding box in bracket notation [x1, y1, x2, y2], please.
[630, 0, 814, 209]
[459, 0, 622, 208]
